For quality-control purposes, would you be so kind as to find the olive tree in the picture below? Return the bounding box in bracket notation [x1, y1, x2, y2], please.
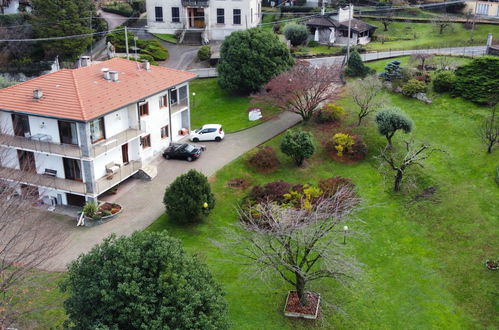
[280, 130, 315, 166]
[375, 107, 413, 148]
[283, 23, 309, 47]
[61, 231, 229, 329]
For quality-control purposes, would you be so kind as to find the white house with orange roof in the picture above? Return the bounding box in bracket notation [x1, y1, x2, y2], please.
[0, 58, 196, 207]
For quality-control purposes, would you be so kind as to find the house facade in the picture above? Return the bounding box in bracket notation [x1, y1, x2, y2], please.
[304, 6, 377, 46]
[0, 58, 196, 207]
[464, 0, 499, 17]
[146, 0, 262, 42]
[0, 0, 31, 14]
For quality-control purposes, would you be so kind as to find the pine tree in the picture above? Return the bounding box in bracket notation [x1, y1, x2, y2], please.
[345, 50, 372, 78]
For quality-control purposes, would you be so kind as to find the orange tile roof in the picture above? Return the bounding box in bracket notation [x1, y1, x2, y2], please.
[0, 58, 197, 121]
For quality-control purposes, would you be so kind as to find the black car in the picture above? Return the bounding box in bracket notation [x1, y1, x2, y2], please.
[162, 143, 205, 162]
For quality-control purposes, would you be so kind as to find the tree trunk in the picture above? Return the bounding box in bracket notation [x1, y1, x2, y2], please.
[394, 170, 403, 192]
[295, 273, 308, 306]
[386, 134, 393, 149]
[295, 156, 304, 167]
[487, 141, 493, 154]
[383, 22, 388, 32]
[357, 113, 364, 126]
[439, 25, 444, 34]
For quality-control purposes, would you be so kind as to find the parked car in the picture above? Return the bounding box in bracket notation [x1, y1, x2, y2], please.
[190, 124, 224, 142]
[163, 143, 206, 162]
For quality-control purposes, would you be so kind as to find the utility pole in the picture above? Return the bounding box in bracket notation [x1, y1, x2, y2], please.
[321, 0, 325, 16]
[346, 4, 352, 64]
[125, 26, 130, 60]
[89, 16, 93, 61]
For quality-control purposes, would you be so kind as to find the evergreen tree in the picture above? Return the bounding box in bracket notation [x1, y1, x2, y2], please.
[345, 50, 372, 77]
[62, 231, 229, 329]
[32, 0, 97, 61]
[375, 107, 413, 148]
[218, 28, 294, 93]
[163, 170, 215, 223]
[280, 130, 315, 166]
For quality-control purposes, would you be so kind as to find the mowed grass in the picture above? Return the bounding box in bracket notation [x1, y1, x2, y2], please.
[152, 33, 177, 44]
[365, 19, 499, 51]
[365, 55, 473, 72]
[149, 87, 499, 327]
[189, 78, 280, 133]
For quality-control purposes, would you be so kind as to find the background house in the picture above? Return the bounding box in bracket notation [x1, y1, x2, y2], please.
[464, 0, 499, 17]
[0, 58, 196, 207]
[0, 0, 31, 14]
[304, 6, 377, 45]
[146, 0, 262, 43]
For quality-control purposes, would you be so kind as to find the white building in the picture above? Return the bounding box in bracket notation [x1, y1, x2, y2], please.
[0, 58, 196, 207]
[146, 0, 262, 42]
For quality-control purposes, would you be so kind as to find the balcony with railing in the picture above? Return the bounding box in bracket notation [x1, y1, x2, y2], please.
[170, 98, 189, 114]
[91, 128, 143, 158]
[0, 167, 87, 195]
[0, 133, 84, 158]
[181, 0, 209, 7]
[95, 160, 142, 195]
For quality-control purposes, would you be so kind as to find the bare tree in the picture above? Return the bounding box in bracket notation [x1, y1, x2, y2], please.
[349, 75, 384, 126]
[252, 61, 342, 122]
[236, 187, 362, 307]
[380, 10, 394, 32]
[478, 105, 498, 154]
[378, 140, 443, 192]
[0, 135, 68, 327]
[410, 53, 433, 71]
[431, 15, 453, 35]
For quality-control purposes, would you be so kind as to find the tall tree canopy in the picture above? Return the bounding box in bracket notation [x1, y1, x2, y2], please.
[62, 231, 229, 329]
[32, 0, 98, 60]
[218, 28, 294, 93]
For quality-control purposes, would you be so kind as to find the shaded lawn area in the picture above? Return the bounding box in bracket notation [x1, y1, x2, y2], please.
[365, 20, 499, 51]
[151, 33, 177, 44]
[149, 91, 498, 328]
[294, 44, 343, 56]
[189, 78, 280, 133]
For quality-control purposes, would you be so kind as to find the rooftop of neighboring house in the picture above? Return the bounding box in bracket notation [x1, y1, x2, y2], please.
[0, 58, 197, 121]
[304, 16, 377, 33]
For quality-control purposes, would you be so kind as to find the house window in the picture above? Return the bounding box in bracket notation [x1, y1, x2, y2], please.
[139, 102, 149, 117]
[160, 125, 169, 139]
[155, 7, 163, 22]
[172, 7, 180, 22]
[160, 94, 168, 108]
[217, 8, 224, 24]
[90, 117, 105, 143]
[141, 134, 151, 149]
[233, 9, 241, 25]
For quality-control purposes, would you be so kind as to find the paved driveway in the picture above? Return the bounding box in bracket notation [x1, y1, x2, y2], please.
[46, 111, 301, 271]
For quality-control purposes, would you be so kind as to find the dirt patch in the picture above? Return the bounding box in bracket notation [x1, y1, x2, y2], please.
[414, 186, 437, 201]
[284, 291, 320, 317]
[328, 151, 365, 164]
[227, 178, 251, 189]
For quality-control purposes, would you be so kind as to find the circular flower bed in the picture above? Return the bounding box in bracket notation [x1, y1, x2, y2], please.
[83, 202, 123, 227]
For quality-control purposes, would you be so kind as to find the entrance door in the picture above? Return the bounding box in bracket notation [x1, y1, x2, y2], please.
[121, 143, 129, 164]
[58, 121, 78, 145]
[63, 158, 82, 181]
[66, 193, 86, 207]
[188, 8, 205, 28]
[11, 114, 30, 137]
[17, 150, 36, 172]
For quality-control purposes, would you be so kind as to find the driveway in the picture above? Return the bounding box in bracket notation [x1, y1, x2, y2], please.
[45, 111, 302, 271]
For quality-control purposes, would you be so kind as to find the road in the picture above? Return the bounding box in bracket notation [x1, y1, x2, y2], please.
[187, 45, 487, 77]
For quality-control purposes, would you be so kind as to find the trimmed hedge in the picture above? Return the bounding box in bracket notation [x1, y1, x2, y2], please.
[433, 71, 456, 93]
[281, 6, 314, 12]
[198, 46, 211, 61]
[452, 57, 499, 104]
[101, 3, 133, 17]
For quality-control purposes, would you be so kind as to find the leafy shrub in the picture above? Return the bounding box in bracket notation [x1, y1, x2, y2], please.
[352, 135, 368, 158]
[345, 50, 373, 77]
[284, 23, 309, 47]
[433, 70, 456, 93]
[375, 107, 413, 147]
[163, 170, 215, 223]
[249, 181, 292, 203]
[131, 0, 146, 13]
[280, 130, 315, 166]
[315, 104, 345, 123]
[248, 146, 280, 172]
[319, 176, 355, 197]
[140, 40, 169, 61]
[198, 45, 211, 61]
[332, 133, 355, 156]
[101, 2, 133, 16]
[107, 28, 136, 52]
[414, 72, 431, 83]
[307, 40, 319, 47]
[61, 231, 228, 329]
[402, 79, 427, 96]
[83, 202, 98, 218]
[102, 210, 112, 217]
[452, 57, 499, 104]
[218, 28, 294, 93]
[283, 184, 323, 210]
[272, 23, 282, 34]
[138, 54, 158, 66]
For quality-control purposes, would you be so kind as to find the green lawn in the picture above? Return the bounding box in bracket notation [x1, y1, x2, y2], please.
[365, 55, 473, 72]
[294, 44, 342, 56]
[365, 20, 499, 51]
[152, 33, 177, 44]
[149, 89, 499, 328]
[189, 78, 280, 133]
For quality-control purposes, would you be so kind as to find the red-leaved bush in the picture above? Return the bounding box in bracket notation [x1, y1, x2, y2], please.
[248, 146, 280, 172]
